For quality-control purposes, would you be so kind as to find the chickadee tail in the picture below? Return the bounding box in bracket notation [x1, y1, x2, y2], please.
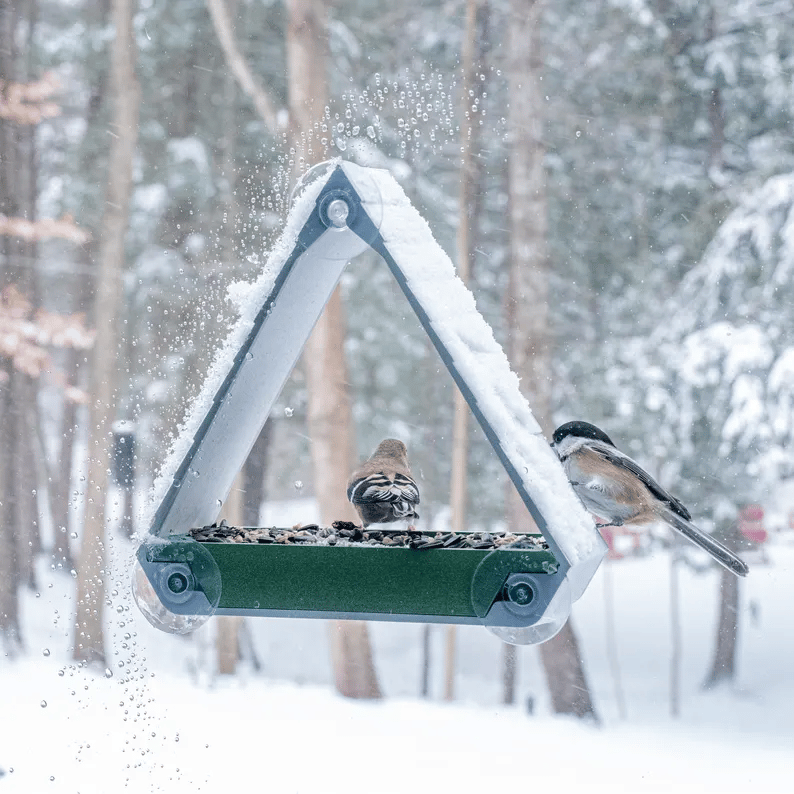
[660, 507, 749, 578]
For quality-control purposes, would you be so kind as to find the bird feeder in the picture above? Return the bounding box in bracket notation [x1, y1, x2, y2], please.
[132, 160, 607, 645]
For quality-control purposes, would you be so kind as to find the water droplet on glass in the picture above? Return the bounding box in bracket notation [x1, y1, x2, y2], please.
[105, 668, 113, 679]
[41, 700, 47, 708]
[284, 406, 294, 417]
[70, 532, 78, 539]
[70, 569, 77, 578]
[42, 648, 50, 657]
[293, 480, 303, 491]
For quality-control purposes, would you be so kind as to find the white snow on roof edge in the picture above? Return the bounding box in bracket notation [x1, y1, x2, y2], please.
[348, 161, 603, 569]
[137, 168, 330, 540]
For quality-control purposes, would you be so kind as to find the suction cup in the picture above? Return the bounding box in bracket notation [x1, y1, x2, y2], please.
[289, 159, 384, 260]
[132, 538, 222, 635]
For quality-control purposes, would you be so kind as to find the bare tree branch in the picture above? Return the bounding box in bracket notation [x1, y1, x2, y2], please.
[206, 0, 280, 133]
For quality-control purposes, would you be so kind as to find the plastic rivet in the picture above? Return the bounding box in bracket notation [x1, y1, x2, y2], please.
[326, 199, 350, 228]
[167, 572, 189, 594]
[507, 581, 533, 606]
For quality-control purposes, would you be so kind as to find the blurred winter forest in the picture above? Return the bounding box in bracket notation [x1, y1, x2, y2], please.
[2, 0, 793, 719]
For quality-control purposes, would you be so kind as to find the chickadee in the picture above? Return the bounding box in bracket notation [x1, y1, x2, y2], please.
[551, 421, 749, 578]
[347, 438, 420, 528]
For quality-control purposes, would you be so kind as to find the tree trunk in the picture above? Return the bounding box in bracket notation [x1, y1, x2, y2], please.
[15, 393, 40, 590]
[669, 543, 681, 717]
[507, 0, 598, 721]
[0, 0, 38, 650]
[446, 0, 487, 705]
[286, 0, 381, 699]
[442, 625, 456, 701]
[73, 0, 140, 665]
[242, 423, 272, 527]
[502, 642, 517, 705]
[540, 620, 597, 719]
[420, 624, 431, 698]
[603, 559, 626, 719]
[703, 541, 741, 689]
[0, 367, 21, 652]
[216, 473, 244, 674]
[706, 7, 724, 175]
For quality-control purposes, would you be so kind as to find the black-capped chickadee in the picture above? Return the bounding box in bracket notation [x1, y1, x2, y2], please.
[347, 438, 420, 528]
[551, 421, 749, 577]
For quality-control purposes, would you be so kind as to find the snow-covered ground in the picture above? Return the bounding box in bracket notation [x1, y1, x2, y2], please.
[2, 525, 792, 793]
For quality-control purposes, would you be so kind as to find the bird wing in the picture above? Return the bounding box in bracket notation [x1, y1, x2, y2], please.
[347, 471, 420, 506]
[589, 440, 692, 521]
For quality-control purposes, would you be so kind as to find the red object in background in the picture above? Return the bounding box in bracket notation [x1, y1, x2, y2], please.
[739, 504, 768, 544]
[597, 523, 642, 559]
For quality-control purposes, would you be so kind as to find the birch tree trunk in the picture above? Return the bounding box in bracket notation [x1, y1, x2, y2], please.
[287, 0, 381, 699]
[506, 0, 597, 720]
[73, 0, 140, 665]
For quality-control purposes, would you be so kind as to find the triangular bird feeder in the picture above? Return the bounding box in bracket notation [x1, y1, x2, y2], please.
[133, 161, 607, 644]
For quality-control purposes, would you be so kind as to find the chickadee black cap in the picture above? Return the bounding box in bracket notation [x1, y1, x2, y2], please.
[552, 420, 615, 448]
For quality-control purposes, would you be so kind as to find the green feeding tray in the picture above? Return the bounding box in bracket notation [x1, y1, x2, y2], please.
[132, 161, 607, 645]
